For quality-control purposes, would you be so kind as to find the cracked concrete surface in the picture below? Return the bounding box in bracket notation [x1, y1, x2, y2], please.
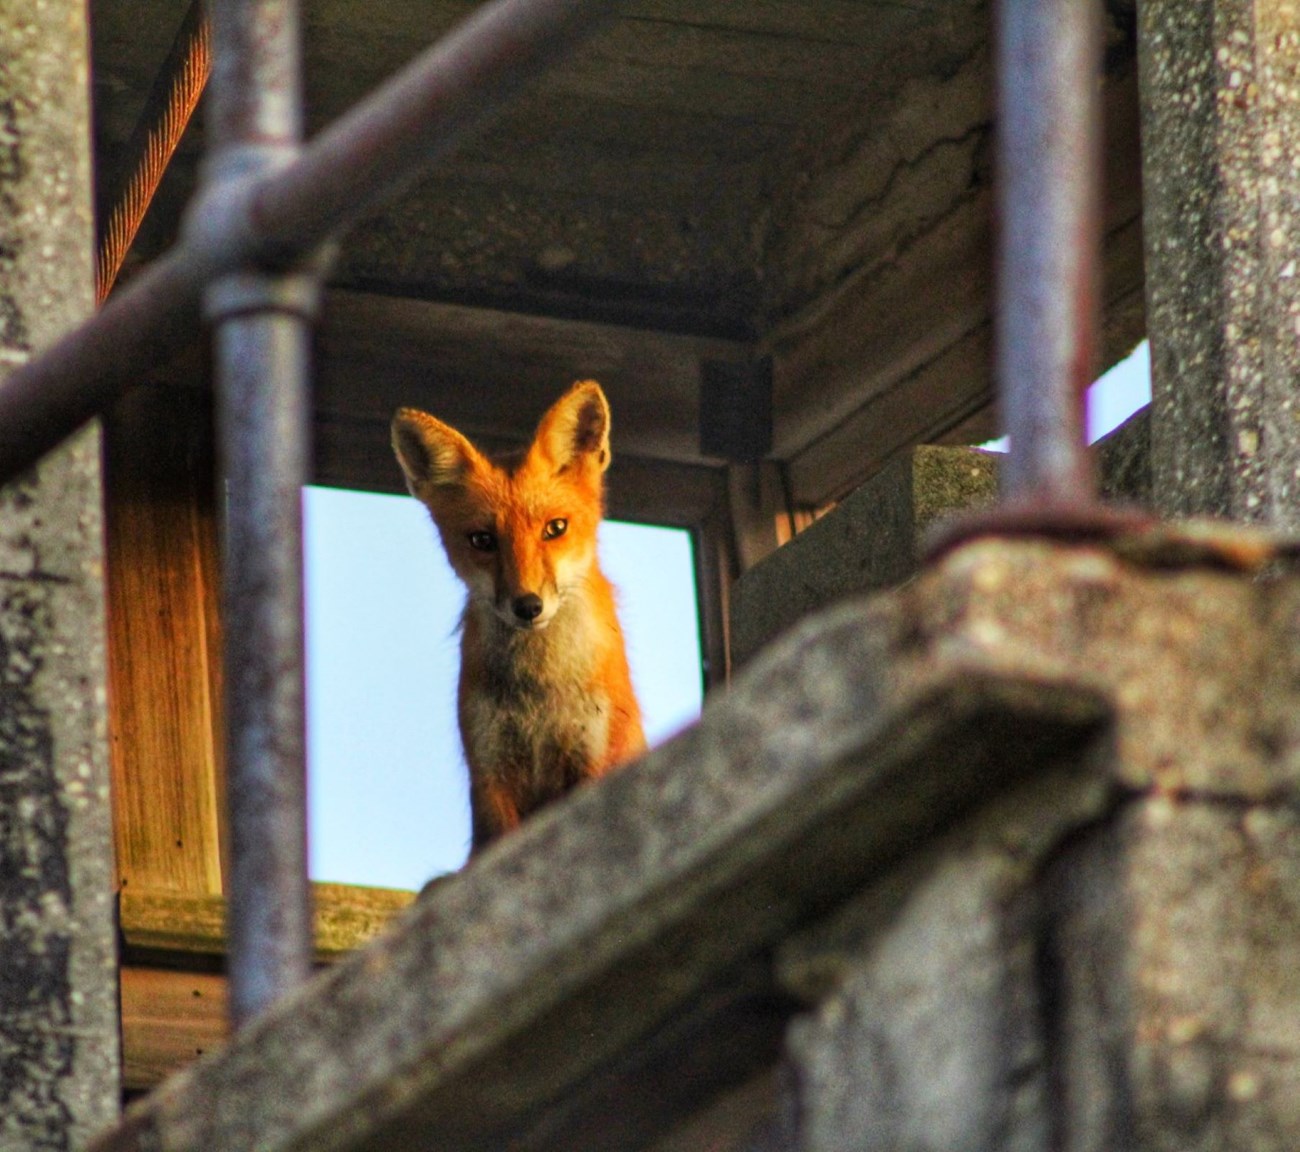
[0, 0, 119, 1147]
[1141, 0, 1300, 529]
[92, 526, 1300, 1152]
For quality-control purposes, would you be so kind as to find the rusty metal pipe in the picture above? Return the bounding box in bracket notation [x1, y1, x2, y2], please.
[205, 0, 314, 1028]
[0, 0, 612, 485]
[996, 0, 1102, 504]
[216, 310, 315, 1027]
[0, 252, 204, 478]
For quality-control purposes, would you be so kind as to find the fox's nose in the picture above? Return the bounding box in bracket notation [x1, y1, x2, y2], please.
[512, 594, 544, 623]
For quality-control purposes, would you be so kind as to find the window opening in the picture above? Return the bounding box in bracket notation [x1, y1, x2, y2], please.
[982, 338, 1151, 452]
[303, 485, 704, 890]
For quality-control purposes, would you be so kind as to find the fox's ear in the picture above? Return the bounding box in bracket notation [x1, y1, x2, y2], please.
[532, 380, 611, 474]
[391, 408, 482, 494]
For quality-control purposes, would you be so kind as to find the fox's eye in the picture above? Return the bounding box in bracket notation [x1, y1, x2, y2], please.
[468, 530, 497, 553]
[543, 518, 568, 540]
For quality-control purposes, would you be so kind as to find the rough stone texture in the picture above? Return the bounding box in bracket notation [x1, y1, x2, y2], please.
[1139, 0, 1300, 528]
[912, 444, 1001, 535]
[1133, 802, 1300, 1148]
[1096, 404, 1152, 508]
[1038, 797, 1300, 1152]
[771, 766, 1116, 1152]
[776, 806, 1112, 1152]
[758, 529, 1300, 1152]
[730, 446, 997, 668]
[731, 432, 1162, 670]
[91, 526, 1300, 1152]
[729, 455, 912, 670]
[0, 2, 120, 1148]
[782, 859, 1046, 1152]
[901, 534, 1300, 797]
[782, 858, 1017, 1147]
[95, 0, 997, 338]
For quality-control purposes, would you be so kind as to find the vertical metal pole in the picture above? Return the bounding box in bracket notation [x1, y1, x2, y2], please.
[996, 0, 1102, 505]
[204, 0, 315, 1027]
[928, 0, 1150, 560]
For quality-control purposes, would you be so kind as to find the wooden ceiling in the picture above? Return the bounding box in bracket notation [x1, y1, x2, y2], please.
[90, 0, 1144, 510]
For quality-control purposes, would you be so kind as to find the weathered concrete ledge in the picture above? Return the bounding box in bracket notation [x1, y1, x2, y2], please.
[762, 525, 1300, 1151]
[1096, 403, 1151, 507]
[733, 409, 1154, 670]
[92, 528, 1300, 1151]
[730, 444, 999, 667]
[95, 547, 1117, 1152]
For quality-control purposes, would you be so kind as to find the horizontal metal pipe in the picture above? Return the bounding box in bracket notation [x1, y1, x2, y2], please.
[0, 0, 612, 484]
[0, 250, 207, 480]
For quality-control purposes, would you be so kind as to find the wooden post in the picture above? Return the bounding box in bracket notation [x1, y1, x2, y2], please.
[104, 381, 227, 899]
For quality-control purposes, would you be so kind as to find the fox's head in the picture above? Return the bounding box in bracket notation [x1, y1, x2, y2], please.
[391, 381, 612, 632]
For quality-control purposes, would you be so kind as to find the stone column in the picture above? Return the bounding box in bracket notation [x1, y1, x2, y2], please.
[1139, 0, 1300, 527]
[0, 3, 121, 1147]
[761, 534, 1300, 1151]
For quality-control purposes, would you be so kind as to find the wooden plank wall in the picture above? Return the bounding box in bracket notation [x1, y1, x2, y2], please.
[119, 884, 415, 1090]
[104, 384, 227, 899]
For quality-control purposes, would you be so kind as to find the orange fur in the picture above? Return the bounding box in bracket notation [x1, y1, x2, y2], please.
[392, 381, 645, 853]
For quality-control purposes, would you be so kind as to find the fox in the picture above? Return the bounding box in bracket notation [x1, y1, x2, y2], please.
[391, 380, 646, 853]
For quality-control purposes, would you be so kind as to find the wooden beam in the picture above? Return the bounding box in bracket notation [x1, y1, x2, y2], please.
[121, 968, 228, 1091]
[120, 883, 418, 1090]
[726, 462, 796, 574]
[783, 213, 1145, 507]
[119, 883, 416, 961]
[315, 290, 748, 468]
[313, 404, 728, 525]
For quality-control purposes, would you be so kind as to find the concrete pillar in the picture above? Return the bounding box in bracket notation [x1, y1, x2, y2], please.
[775, 853, 1052, 1152]
[728, 422, 1154, 671]
[1139, 0, 1300, 526]
[761, 532, 1300, 1151]
[0, 2, 121, 1146]
[729, 447, 999, 668]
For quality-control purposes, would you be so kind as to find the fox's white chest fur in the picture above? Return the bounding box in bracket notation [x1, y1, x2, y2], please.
[460, 593, 613, 799]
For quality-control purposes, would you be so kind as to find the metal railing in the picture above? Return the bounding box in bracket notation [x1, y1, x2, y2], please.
[929, 0, 1145, 557]
[3, 0, 1117, 1025]
[204, 0, 317, 1028]
[997, 0, 1101, 506]
[57, 0, 611, 1027]
[0, 0, 611, 485]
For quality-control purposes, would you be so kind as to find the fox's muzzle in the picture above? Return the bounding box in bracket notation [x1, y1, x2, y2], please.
[512, 594, 544, 624]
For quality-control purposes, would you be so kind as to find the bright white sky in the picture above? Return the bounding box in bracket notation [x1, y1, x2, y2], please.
[304, 340, 1152, 891]
[983, 338, 1151, 451]
[304, 497, 703, 888]
[1088, 340, 1151, 442]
